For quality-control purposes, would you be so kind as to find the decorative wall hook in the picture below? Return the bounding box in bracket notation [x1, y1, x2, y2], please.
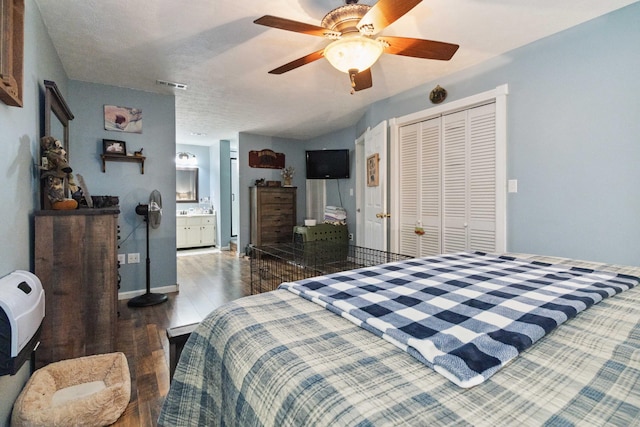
[429, 85, 447, 104]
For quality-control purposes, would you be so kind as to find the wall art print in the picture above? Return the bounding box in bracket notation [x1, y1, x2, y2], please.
[104, 105, 142, 133]
[367, 153, 379, 187]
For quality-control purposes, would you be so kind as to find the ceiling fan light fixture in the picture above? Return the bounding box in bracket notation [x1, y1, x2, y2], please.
[323, 36, 384, 73]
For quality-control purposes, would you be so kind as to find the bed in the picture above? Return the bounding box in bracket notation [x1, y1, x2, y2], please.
[159, 252, 640, 426]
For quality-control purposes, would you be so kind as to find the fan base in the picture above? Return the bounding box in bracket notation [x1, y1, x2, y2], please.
[127, 292, 168, 307]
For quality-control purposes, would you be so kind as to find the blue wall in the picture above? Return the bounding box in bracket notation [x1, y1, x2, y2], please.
[354, 2, 640, 265]
[68, 81, 177, 294]
[217, 140, 232, 248]
[238, 3, 640, 264]
[0, 1, 70, 423]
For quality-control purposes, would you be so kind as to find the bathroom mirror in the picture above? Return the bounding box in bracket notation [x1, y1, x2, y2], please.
[176, 167, 199, 203]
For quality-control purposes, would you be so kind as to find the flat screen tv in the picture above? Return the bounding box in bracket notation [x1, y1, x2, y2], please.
[306, 149, 350, 179]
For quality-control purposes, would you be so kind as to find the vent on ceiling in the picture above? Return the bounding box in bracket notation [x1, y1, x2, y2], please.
[156, 79, 188, 90]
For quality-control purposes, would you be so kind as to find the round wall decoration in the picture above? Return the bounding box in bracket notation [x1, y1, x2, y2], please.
[429, 85, 447, 104]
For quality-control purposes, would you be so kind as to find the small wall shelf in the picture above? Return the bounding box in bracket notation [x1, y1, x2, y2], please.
[101, 154, 145, 174]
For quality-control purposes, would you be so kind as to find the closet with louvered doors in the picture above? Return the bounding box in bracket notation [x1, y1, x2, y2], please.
[397, 102, 498, 257]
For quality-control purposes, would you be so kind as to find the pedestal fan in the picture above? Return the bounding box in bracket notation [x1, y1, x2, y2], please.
[127, 189, 168, 307]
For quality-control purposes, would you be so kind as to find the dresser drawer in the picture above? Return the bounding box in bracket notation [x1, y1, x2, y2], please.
[260, 205, 293, 220]
[260, 228, 293, 243]
[259, 191, 294, 205]
[251, 186, 297, 246]
[261, 222, 293, 233]
[261, 217, 295, 230]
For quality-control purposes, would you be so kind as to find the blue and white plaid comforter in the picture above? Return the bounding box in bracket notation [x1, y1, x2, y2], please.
[279, 252, 639, 388]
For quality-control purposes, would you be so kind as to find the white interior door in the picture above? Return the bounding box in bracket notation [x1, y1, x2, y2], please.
[363, 120, 387, 251]
[231, 157, 239, 237]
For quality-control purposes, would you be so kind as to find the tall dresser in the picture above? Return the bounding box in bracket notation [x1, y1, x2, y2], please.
[250, 186, 297, 246]
[34, 209, 119, 367]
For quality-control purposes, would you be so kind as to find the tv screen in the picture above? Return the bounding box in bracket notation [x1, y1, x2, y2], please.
[306, 149, 350, 179]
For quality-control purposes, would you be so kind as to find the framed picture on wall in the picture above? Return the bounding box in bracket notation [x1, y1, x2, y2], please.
[104, 105, 143, 133]
[103, 139, 127, 156]
[367, 153, 379, 187]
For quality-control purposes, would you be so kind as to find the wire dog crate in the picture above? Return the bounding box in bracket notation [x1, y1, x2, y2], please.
[250, 242, 413, 295]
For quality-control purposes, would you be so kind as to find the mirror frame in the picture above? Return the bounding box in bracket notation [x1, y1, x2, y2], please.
[176, 167, 199, 203]
[0, 0, 24, 107]
[44, 80, 74, 159]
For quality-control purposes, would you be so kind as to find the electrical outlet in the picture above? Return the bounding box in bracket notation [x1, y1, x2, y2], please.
[128, 253, 140, 264]
[348, 233, 354, 241]
[117, 254, 126, 265]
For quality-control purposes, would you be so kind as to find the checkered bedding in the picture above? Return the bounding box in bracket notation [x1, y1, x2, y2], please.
[159, 254, 640, 426]
[279, 252, 639, 388]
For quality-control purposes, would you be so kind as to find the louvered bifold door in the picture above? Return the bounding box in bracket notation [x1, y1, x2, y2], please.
[442, 110, 468, 253]
[419, 118, 442, 257]
[398, 123, 420, 256]
[468, 103, 497, 252]
[442, 103, 497, 253]
[398, 118, 442, 257]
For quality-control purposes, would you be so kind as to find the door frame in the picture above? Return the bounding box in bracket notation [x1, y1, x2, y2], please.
[355, 132, 365, 246]
[355, 120, 388, 251]
[389, 84, 509, 253]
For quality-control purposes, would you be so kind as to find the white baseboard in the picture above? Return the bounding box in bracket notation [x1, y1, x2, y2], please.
[118, 284, 179, 300]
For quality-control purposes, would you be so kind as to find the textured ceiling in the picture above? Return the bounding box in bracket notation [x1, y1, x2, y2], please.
[34, 0, 637, 145]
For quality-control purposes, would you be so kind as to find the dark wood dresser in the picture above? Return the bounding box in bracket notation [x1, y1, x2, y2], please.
[250, 186, 297, 246]
[34, 208, 119, 367]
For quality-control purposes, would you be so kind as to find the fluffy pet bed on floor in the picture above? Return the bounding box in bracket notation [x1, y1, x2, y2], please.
[12, 352, 131, 427]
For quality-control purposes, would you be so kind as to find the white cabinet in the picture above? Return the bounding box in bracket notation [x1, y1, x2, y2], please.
[199, 216, 216, 246]
[177, 214, 217, 249]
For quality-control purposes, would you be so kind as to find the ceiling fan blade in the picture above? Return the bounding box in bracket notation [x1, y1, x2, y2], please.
[254, 15, 339, 38]
[268, 49, 325, 75]
[378, 36, 459, 60]
[357, 0, 422, 35]
[352, 68, 373, 92]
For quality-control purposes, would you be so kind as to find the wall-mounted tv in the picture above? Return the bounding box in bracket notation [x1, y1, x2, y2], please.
[306, 149, 350, 179]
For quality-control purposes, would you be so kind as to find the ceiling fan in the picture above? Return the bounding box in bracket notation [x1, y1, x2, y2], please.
[254, 0, 459, 93]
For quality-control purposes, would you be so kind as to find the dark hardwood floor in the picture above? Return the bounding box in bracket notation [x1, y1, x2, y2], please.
[112, 250, 251, 426]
